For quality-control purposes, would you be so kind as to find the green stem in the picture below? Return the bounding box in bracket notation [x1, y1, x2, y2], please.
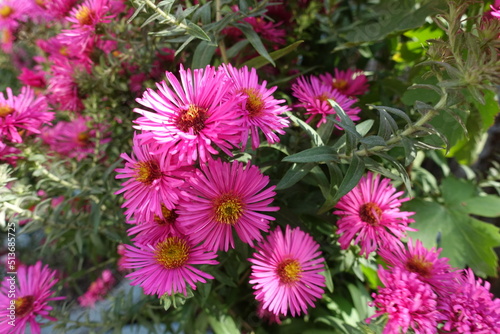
[142, 0, 189, 30]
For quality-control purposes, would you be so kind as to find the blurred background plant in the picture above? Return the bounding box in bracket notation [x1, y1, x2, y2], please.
[1, 0, 499, 333]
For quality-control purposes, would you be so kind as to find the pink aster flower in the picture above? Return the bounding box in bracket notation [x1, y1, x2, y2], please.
[0, 141, 21, 165]
[62, 0, 115, 51]
[123, 235, 218, 297]
[244, 16, 286, 45]
[291, 75, 361, 127]
[127, 204, 182, 246]
[367, 266, 441, 334]
[441, 268, 500, 333]
[249, 226, 326, 317]
[223, 64, 290, 150]
[41, 116, 110, 161]
[133, 65, 245, 164]
[115, 134, 193, 223]
[379, 238, 458, 295]
[0, 86, 53, 143]
[1, 27, 14, 53]
[319, 68, 369, 97]
[47, 59, 85, 112]
[177, 159, 279, 252]
[0, 0, 29, 30]
[332, 172, 415, 257]
[78, 269, 115, 307]
[18, 67, 46, 89]
[0, 262, 64, 334]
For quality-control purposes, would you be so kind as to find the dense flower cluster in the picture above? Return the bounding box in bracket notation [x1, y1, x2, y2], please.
[78, 269, 116, 307]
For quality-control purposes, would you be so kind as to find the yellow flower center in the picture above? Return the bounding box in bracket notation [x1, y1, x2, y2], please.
[316, 93, 331, 102]
[213, 193, 243, 225]
[77, 132, 90, 146]
[133, 160, 162, 185]
[35, 0, 47, 9]
[176, 105, 207, 134]
[0, 5, 13, 18]
[59, 46, 69, 56]
[155, 237, 190, 269]
[154, 205, 178, 225]
[15, 295, 35, 318]
[332, 79, 348, 91]
[241, 88, 264, 117]
[276, 258, 302, 284]
[0, 104, 14, 118]
[359, 202, 383, 226]
[405, 256, 433, 279]
[76, 5, 93, 25]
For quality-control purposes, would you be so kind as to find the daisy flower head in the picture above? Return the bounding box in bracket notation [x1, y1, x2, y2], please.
[319, 68, 369, 97]
[0, 141, 20, 166]
[0, 86, 53, 143]
[115, 133, 192, 223]
[332, 172, 415, 257]
[0, 0, 29, 30]
[177, 159, 279, 252]
[367, 266, 441, 334]
[249, 225, 326, 317]
[379, 238, 458, 294]
[127, 204, 182, 246]
[0, 261, 65, 334]
[441, 268, 500, 333]
[133, 65, 246, 164]
[223, 64, 290, 150]
[123, 235, 218, 297]
[47, 58, 85, 112]
[291, 75, 361, 128]
[62, 0, 115, 51]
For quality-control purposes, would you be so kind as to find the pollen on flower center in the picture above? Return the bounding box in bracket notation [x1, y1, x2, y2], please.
[332, 79, 348, 91]
[133, 160, 162, 185]
[0, 104, 14, 117]
[242, 88, 265, 117]
[77, 132, 90, 145]
[154, 205, 178, 225]
[0, 5, 13, 18]
[155, 237, 190, 269]
[15, 295, 35, 318]
[213, 193, 243, 225]
[276, 258, 302, 284]
[76, 5, 93, 25]
[316, 93, 331, 102]
[35, 0, 47, 9]
[359, 202, 383, 226]
[405, 256, 433, 279]
[176, 105, 208, 134]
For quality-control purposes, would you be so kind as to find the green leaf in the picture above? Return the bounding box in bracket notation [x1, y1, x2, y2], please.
[286, 112, 324, 146]
[406, 176, 500, 277]
[185, 22, 211, 41]
[283, 146, 338, 163]
[242, 40, 304, 69]
[276, 163, 316, 190]
[234, 22, 274, 66]
[192, 40, 216, 69]
[333, 154, 365, 202]
[461, 196, 500, 218]
[207, 314, 239, 334]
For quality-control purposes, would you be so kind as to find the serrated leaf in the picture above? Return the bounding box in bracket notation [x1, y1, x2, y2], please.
[283, 146, 338, 163]
[234, 22, 274, 66]
[276, 163, 316, 190]
[242, 40, 304, 69]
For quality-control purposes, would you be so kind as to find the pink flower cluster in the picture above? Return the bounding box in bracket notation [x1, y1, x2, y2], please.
[368, 240, 500, 333]
[78, 269, 116, 308]
[115, 64, 327, 319]
[292, 68, 369, 127]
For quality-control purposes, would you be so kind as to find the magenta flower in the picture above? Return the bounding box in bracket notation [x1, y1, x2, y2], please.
[291, 75, 361, 127]
[0, 86, 53, 143]
[319, 68, 369, 97]
[78, 269, 115, 308]
[0, 141, 21, 166]
[0, 262, 64, 334]
[133, 65, 245, 164]
[223, 64, 290, 150]
[123, 235, 218, 297]
[115, 134, 192, 223]
[379, 238, 458, 294]
[18, 67, 46, 89]
[441, 268, 500, 333]
[127, 204, 182, 246]
[249, 226, 326, 317]
[177, 159, 279, 251]
[47, 59, 85, 112]
[41, 116, 110, 161]
[0, 0, 29, 30]
[367, 266, 441, 334]
[61, 0, 115, 51]
[333, 172, 415, 257]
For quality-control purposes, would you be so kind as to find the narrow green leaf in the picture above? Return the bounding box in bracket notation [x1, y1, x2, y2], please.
[283, 146, 338, 163]
[185, 22, 211, 41]
[401, 137, 417, 166]
[286, 112, 324, 146]
[127, 3, 146, 24]
[276, 163, 315, 190]
[242, 40, 304, 69]
[175, 4, 199, 23]
[192, 40, 216, 68]
[333, 154, 365, 202]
